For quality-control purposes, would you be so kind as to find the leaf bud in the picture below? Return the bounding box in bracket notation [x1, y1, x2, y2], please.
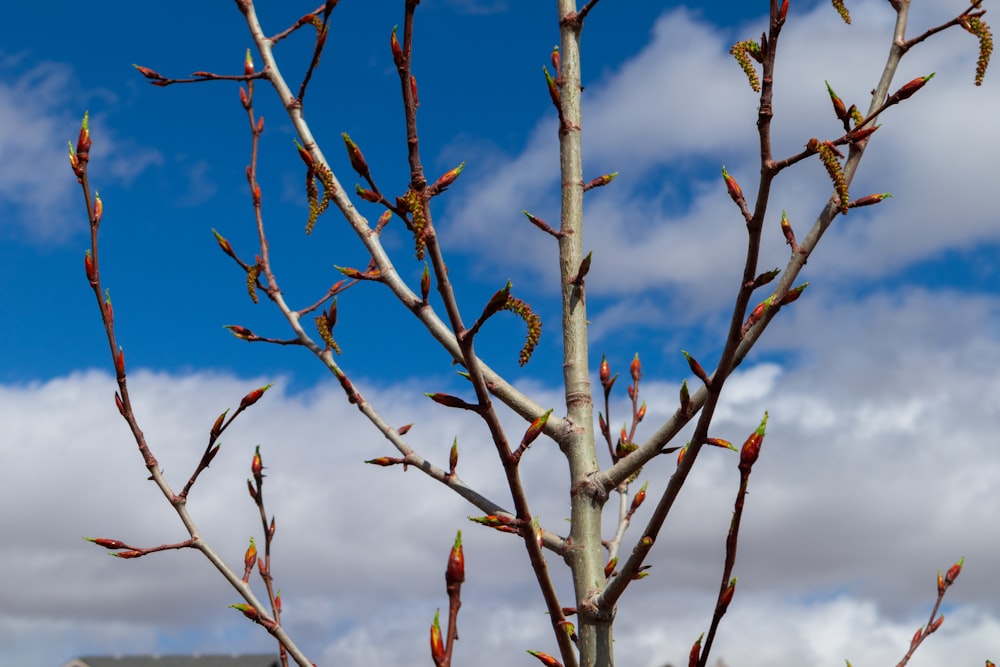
[239, 383, 273, 410]
[688, 633, 704, 667]
[85, 537, 129, 550]
[721, 165, 743, 204]
[430, 610, 445, 664]
[739, 412, 769, 471]
[251, 445, 264, 478]
[431, 162, 465, 192]
[342, 133, 370, 179]
[682, 350, 710, 386]
[229, 603, 261, 623]
[944, 556, 964, 586]
[224, 325, 257, 341]
[521, 409, 554, 451]
[243, 537, 257, 574]
[848, 192, 893, 209]
[890, 73, 935, 104]
[390, 26, 403, 67]
[629, 481, 648, 515]
[84, 251, 96, 282]
[527, 650, 563, 667]
[445, 531, 465, 586]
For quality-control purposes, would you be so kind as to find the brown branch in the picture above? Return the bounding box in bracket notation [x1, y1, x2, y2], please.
[893, 558, 964, 667]
[73, 114, 311, 666]
[600, 0, 790, 610]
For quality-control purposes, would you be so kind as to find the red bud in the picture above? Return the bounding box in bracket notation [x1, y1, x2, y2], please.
[781, 211, 798, 249]
[225, 325, 257, 341]
[825, 81, 849, 124]
[294, 139, 315, 168]
[342, 133, 370, 179]
[390, 26, 403, 67]
[721, 165, 743, 203]
[229, 603, 261, 623]
[688, 633, 703, 667]
[251, 445, 264, 478]
[527, 650, 563, 667]
[85, 537, 129, 550]
[544, 66, 560, 109]
[585, 172, 618, 190]
[244, 49, 254, 76]
[706, 438, 736, 451]
[430, 610, 445, 664]
[944, 557, 964, 586]
[92, 192, 103, 224]
[848, 192, 893, 209]
[739, 412, 769, 471]
[239, 383, 273, 410]
[243, 537, 257, 581]
[420, 263, 431, 303]
[132, 64, 164, 80]
[682, 350, 710, 385]
[425, 392, 475, 410]
[780, 283, 809, 305]
[445, 531, 465, 586]
[84, 251, 96, 282]
[449, 438, 458, 473]
[212, 229, 236, 258]
[630, 353, 641, 382]
[629, 481, 648, 515]
[720, 576, 737, 610]
[114, 347, 125, 378]
[355, 185, 380, 203]
[431, 162, 465, 192]
[365, 456, 402, 467]
[521, 409, 553, 450]
[848, 124, 880, 143]
[889, 73, 935, 103]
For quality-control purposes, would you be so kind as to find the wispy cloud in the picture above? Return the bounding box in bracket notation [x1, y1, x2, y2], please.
[0, 56, 162, 242]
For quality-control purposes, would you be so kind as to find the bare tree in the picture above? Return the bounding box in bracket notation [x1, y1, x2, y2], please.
[70, 1, 993, 667]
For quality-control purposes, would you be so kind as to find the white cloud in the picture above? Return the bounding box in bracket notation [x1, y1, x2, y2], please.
[441, 3, 1000, 321]
[3, 4, 998, 666]
[4, 281, 1000, 666]
[0, 56, 162, 241]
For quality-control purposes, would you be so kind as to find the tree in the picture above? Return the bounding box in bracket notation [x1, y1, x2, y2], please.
[69, 1, 994, 666]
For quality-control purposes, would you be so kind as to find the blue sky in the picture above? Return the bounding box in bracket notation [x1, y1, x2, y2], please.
[2, 1, 1000, 666]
